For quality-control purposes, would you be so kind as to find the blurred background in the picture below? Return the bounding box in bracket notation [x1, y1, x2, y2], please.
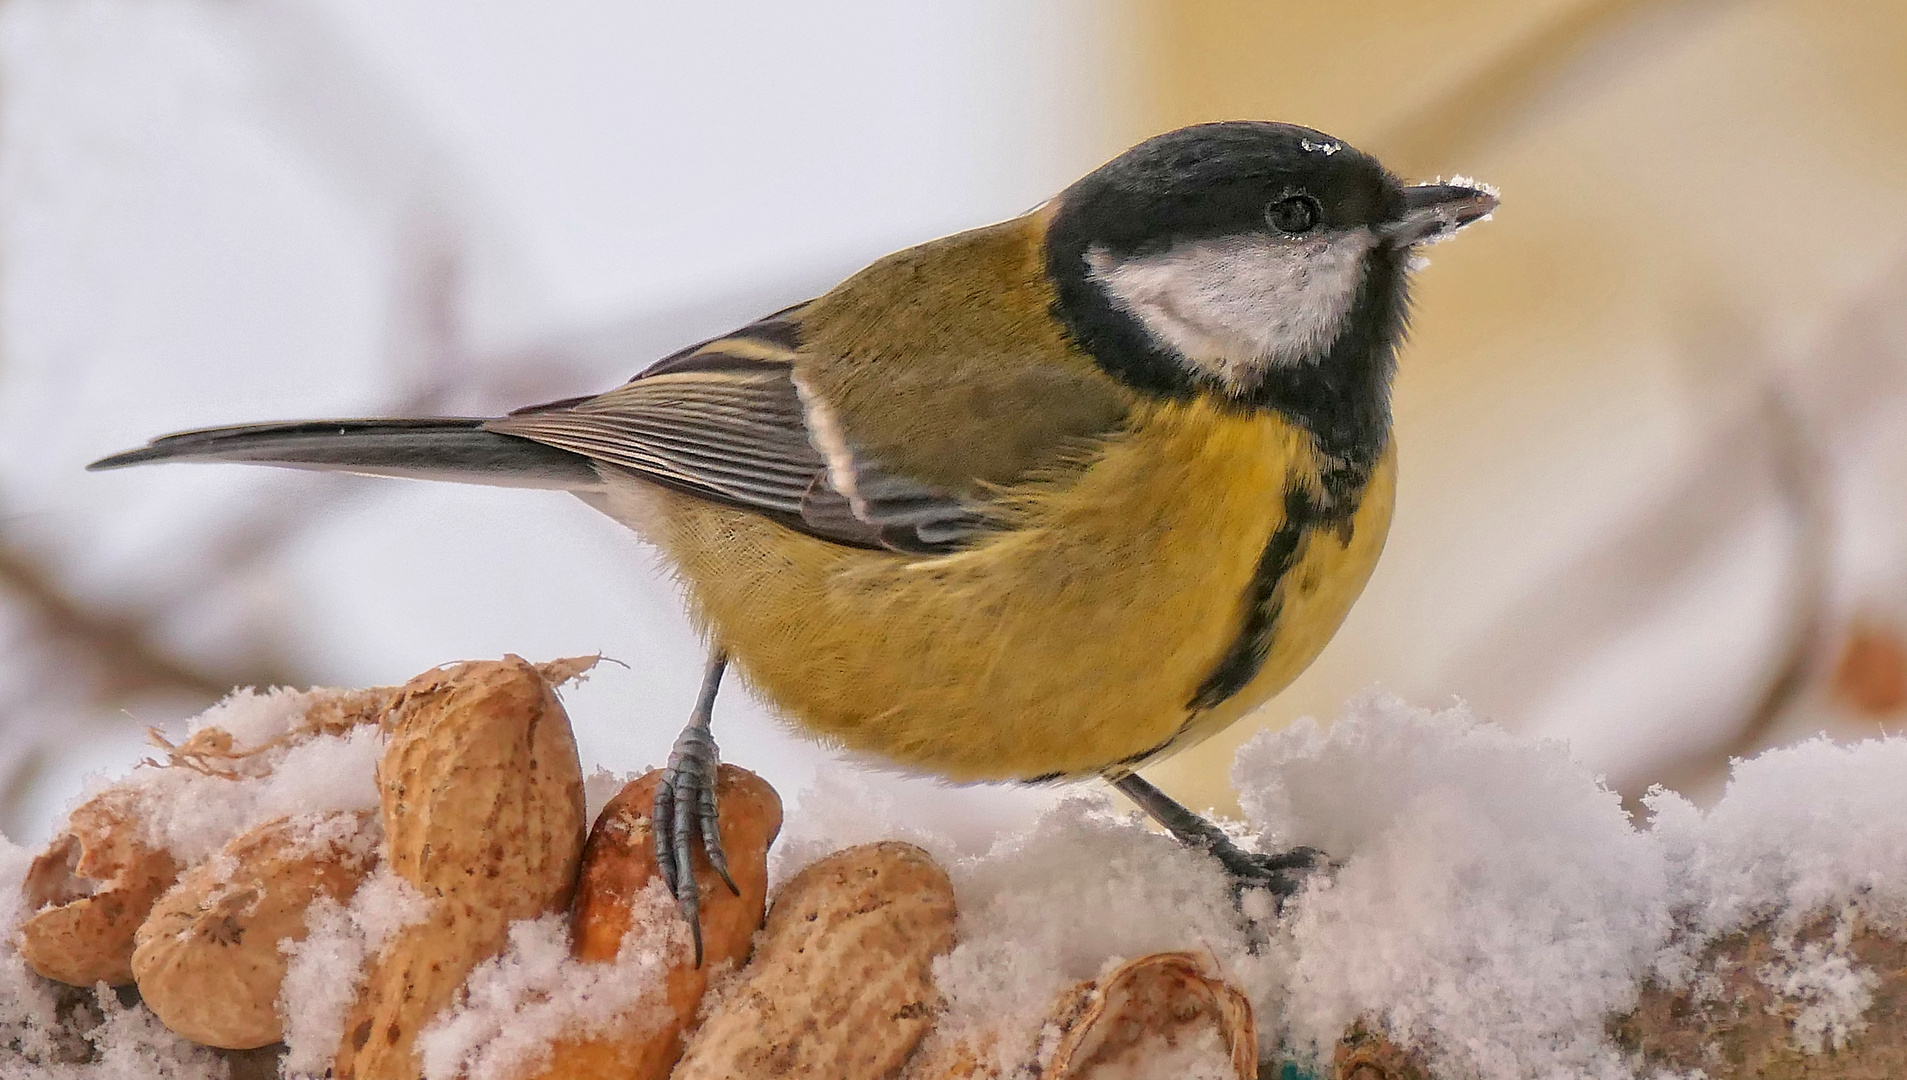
[2, 0, 1903, 844]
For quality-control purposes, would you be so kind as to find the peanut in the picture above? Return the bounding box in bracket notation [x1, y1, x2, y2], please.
[520, 764, 782, 1080]
[672, 841, 957, 1080]
[333, 656, 587, 1080]
[132, 810, 379, 1049]
[18, 788, 180, 986]
[905, 952, 1257, 1080]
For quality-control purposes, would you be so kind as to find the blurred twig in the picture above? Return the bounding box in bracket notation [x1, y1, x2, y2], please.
[1641, 385, 1834, 802]
[1441, 376, 1832, 802]
[0, 542, 292, 704]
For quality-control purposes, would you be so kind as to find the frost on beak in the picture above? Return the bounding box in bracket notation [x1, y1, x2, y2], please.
[1383, 179, 1500, 248]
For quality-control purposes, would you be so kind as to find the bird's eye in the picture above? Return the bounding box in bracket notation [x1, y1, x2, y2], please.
[1267, 196, 1321, 234]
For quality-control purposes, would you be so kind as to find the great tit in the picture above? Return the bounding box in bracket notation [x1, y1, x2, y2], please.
[93, 121, 1496, 954]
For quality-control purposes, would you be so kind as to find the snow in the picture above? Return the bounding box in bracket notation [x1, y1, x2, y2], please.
[58, 992, 225, 1080]
[1233, 694, 1907, 1078]
[415, 883, 685, 1080]
[1238, 694, 1670, 1079]
[1441, 174, 1503, 200]
[0, 834, 74, 1074]
[1646, 734, 1907, 938]
[1639, 733, 1907, 1061]
[180, 685, 338, 750]
[4, 687, 1907, 1078]
[277, 867, 431, 1078]
[103, 687, 384, 866]
[1752, 920, 1879, 1054]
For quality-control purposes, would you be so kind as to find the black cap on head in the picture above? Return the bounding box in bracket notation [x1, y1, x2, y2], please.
[1049, 121, 1404, 261]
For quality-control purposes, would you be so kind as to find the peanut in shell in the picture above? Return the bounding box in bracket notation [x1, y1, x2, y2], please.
[904, 951, 1257, 1080]
[332, 656, 588, 1080]
[132, 810, 380, 1050]
[521, 764, 782, 1080]
[672, 840, 958, 1080]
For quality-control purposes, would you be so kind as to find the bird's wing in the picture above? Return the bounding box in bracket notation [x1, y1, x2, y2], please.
[487, 303, 996, 554]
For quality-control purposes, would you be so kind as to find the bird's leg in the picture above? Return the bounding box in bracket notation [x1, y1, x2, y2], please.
[1111, 772, 1323, 908]
[653, 644, 738, 967]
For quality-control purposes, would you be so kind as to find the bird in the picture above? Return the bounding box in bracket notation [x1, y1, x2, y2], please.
[92, 121, 1496, 960]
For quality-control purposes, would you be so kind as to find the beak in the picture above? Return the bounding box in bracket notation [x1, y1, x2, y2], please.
[1381, 182, 1499, 248]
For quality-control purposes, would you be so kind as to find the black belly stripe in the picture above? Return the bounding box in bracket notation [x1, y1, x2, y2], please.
[1187, 484, 1319, 712]
[1040, 455, 1376, 778]
[1186, 457, 1376, 713]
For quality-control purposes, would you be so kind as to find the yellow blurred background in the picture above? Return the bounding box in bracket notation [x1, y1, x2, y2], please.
[2, 0, 1903, 839]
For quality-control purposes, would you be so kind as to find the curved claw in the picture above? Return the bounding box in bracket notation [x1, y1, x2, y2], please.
[654, 657, 727, 969]
[668, 764, 705, 966]
[653, 777, 678, 898]
[698, 780, 739, 896]
[652, 769, 707, 966]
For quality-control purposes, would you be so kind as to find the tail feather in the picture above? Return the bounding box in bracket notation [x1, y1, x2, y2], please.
[87, 418, 602, 490]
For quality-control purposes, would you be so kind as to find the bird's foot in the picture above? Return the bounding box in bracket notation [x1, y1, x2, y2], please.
[653, 717, 737, 967]
[1108, 771, 1328, 918]
[1205, 837, 1327, 904]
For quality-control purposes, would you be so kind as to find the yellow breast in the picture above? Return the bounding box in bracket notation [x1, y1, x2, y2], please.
[629, 396, 1396, 783]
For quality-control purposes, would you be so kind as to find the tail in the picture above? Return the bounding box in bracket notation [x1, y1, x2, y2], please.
[87, 417, 601, 490]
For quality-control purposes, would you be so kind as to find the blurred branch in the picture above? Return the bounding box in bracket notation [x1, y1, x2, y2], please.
[0, 541, 294, 704]
[1442, 374, 1834, 803]
[1643, 385, 1835, 800]
[1649, 251, 1907, 791]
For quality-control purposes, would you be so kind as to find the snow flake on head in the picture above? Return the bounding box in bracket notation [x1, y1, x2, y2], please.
[1300, 137, 1342, 156]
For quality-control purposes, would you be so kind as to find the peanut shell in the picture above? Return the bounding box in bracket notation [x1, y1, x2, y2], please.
[905, 952, 1256, 1080]
[333, 656, 587, 1080]
[132, 810, 380, 1049]
[19, 681, 399, 987]
[521, 764, 782, 1080]
[1042, 951, 1256, 1078]
[18, 788, 180, 986]
[672, 840, 957, 1080]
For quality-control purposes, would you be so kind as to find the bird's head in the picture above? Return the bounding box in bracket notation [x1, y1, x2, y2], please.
[1044, 121, 1496, 403]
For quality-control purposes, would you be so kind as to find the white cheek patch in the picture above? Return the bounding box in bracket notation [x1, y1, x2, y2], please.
[1085, 230, 1375, 393]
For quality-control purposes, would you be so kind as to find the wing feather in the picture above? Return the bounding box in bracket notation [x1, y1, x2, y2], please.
[487, 304, 994, 552]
